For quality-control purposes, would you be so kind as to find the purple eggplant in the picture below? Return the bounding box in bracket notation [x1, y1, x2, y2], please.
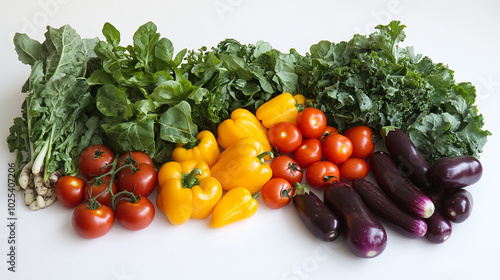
[428, 156, 482, 189]
[369, 151, 435, 219]
[324, 181, 387, 258]
[381, 126, 432, 189]
[442, 189, 473, 223]
[422, 188, 452, 243]
[292, 183, 340, 242]
[352, 178, 427, 239]
[425, 209, 452, 244]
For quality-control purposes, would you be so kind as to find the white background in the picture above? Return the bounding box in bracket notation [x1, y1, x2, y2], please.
[1, 1, 499, 279]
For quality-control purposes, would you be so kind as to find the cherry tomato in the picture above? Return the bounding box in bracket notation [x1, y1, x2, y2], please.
[269, 155, 304, 186]
[261, 178, 294, 209]
[116, 163, 158, 197]
[305, 161, 340, 189]
[72, 203, 115, 239]
[117, 151, 154, 170]
[339, 158, 371, 181]
[296, 107, 327, 139]
[343, 125, 375, 159]
[54, 176, 86, 208]
[78, 144, 115, 180]
[317, 126, 339, 143]
[293, 138, 323, 168]
[84, 176, 118, 206]
[115, 196, 155, 231]
[322, 133, 353, 165]
[268, 122, 303, 154]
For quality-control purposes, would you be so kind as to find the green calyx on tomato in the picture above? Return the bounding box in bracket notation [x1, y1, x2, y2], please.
[80, 145, 157, 212]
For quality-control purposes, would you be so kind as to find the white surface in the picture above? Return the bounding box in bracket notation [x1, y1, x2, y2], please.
[1, 1, 499, 279]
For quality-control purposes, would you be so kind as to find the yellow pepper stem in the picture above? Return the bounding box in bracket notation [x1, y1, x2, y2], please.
[181, 168, 202, 189]
[256, 151, 274, 164]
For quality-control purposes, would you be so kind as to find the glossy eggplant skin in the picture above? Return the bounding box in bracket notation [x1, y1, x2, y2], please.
[425, 209, 452, 244]
[381, 126, 432, 189]
[369, 151, 435, 219]
[352, 178, 427, 239]
[428, 156, 482, 189]
[324, 181, 387, 258]
[442, 189, 473, 223]
[422, 188, 452, 244]
[292, 191, 341, 242]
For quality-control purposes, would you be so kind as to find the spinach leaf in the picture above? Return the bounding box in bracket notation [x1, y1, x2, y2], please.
[158, 101, 198, 143]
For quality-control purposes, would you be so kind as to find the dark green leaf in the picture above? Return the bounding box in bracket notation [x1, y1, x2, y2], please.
[102, 118, 156, 154]
[158, 101, 198, 143]
[13, 33, 45, 66]
[96, 84, 133, 119]
[102, 22, 120, 47]
[133, 21, 161, 71]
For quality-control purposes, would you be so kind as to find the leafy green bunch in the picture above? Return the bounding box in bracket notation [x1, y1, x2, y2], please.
[181, 38, 308, 130]
[87, 22, 203, 164]
[7, 25, 101, 185]
[306, 21, 490, 163]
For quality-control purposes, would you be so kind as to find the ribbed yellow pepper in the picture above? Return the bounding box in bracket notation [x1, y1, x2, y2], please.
[156, 160, 222, 225]
[216, 108, 272, 154]
[210, 187, 258, 228]
[211, 137, 273, 194]
[172, 130, 220, 167]
[256, 92, 299, 128]
[157, 160, 210, 193]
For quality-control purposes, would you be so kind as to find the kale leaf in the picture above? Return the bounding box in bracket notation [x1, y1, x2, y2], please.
[306, 21, 490, 163]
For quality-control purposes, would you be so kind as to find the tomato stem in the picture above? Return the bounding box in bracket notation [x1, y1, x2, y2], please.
[86, 155, 139, 211]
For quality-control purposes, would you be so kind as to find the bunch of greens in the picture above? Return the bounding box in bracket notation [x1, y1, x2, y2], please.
[181, 38, 307, 131]
[7, 25, 101, 190]
[306, 21, 490, 163]
[87, 21, 204, 164]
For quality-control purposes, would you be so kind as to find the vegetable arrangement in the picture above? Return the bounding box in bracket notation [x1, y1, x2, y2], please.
[5, 21, 488, 255]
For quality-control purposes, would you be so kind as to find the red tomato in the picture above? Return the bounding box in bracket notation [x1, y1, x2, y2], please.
[317, 126, 339, 143]
[343, 125, 375, 159]
[116, 163, 158, 197]
[268, 122, 303, 154]
[115, 196, 155, 231]
[54, 176, 86, 208]
[293, 138, 323, 168]
[261, 178, 294, 209]
[79, 144, 115, 180]
[72, 203, 115, 239]
[117, 151, 154, 170]
[269, 155, 303, 186]
[305, 161, 340, 189]
[339, 158, 371, 181]
[322, 133, 353, 165]
[84, 176, 118, 206]
[296, 107, 327, 139]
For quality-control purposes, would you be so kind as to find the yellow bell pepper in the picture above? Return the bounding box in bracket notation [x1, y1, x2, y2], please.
[157, 160, 210, 193]
[210, 187, 258, 228]
[172, 130, 220, 167]
[156, 161, 222, 225]
[216, 108, 272, 154]
[211, 137, 273, 193]
[256, 92, 299, 128]
[293, 94, 306, 107]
